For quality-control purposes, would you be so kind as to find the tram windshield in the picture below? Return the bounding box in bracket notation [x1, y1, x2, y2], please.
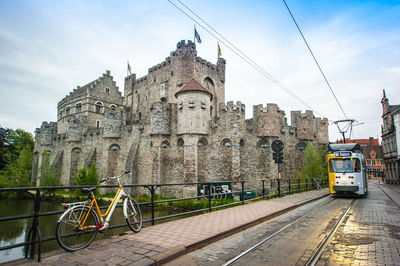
[329, 158, 361, 173]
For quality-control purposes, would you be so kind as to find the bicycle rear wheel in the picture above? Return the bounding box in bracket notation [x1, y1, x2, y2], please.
[56, 206, 99, 251]
[124, 197, 142, 232]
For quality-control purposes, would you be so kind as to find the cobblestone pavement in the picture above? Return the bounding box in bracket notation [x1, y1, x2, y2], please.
[167, 182, 400, 266]
[6, 189, 328, 266]
[319, 182, 400, 265]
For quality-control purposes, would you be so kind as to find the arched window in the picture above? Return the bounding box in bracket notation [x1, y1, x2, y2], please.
[72, 147, 81, 153]
[221, 138, 231, 147]
[177, 138, 184, 147]
[161, 140, 170, 148]
[109, 144, 120, 150]
[75, 102, 82, 113]
[257, 138, 269, 148]
[110, 104, 117, 110]
[66, 106, 70, 115]
[239, 139, 245, 147]
[198, 137, 209, 147]
[95, 102, 103, 113]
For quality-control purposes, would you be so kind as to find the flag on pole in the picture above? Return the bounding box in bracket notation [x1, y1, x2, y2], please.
[194, 26, 201, 43]
[127, 61, 131, 75]
[218, 43, 222, 57]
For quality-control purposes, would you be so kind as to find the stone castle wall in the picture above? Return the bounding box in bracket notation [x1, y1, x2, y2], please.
[33, 40, 329, 196]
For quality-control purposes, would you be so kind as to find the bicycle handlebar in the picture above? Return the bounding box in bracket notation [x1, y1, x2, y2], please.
[99, 170, 131, 184]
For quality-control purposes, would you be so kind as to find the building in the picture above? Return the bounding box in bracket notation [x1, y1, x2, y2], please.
[33, 40, 329, 196]
[381, 90, 400, 184]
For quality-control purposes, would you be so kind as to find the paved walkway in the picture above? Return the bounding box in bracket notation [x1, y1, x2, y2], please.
[9, 189, 331, 265]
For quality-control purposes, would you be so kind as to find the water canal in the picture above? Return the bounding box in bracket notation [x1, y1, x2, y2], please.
[0, 198, 176, 263]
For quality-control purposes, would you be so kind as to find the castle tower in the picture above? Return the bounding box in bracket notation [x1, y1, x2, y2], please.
[175, 79, 213, 135]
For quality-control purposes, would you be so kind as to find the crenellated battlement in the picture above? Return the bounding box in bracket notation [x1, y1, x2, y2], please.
[148, 57, 172, 74]
[170, 40, 197, 57]
[219, 101, 246, 114]
[253, 103, 285, 118]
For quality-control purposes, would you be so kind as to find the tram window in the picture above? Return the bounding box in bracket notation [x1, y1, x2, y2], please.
[329, 158, 361, 173]
[354, 159, 361, 172]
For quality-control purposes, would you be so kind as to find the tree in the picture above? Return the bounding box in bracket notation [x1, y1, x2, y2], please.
[298, 142, 328, 183]
[0, 127, 34, 187]
[0, 126, 12, 170]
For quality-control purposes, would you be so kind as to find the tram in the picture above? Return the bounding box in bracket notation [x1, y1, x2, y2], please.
[327, 143, 368, 196]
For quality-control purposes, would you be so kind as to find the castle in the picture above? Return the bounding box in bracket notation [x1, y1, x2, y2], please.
[33, 40, 329, 196]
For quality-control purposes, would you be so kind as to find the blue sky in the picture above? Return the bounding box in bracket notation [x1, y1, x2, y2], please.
[0, 0, 399, 142]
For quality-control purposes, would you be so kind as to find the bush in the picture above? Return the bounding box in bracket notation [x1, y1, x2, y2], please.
[75, 162, 99, 186]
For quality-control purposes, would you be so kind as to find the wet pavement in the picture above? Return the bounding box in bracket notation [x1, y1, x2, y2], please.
[320, 182, 400, 265]
[167, 181, 400, 266]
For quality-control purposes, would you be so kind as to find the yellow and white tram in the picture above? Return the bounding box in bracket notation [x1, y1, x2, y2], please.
[327, 143, 368, 196]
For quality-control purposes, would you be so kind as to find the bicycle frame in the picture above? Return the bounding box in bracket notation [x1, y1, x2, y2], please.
[63, 173, 130, 232]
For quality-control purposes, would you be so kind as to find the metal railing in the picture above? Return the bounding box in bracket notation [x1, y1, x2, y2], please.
[0, 177, 327, 262]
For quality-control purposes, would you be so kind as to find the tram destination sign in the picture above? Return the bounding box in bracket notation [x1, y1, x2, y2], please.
[334, 151, 352, 157]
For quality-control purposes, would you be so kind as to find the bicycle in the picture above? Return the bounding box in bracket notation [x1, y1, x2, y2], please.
[55, 170, 142, 251]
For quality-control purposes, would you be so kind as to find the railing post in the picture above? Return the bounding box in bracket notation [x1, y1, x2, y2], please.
[306, 179, 308, 191]
[146, 185, 156, 226]
[298, 178, 300, 193]
[25, 189, 42, 261]
[278, 179, 281, 198]
[241, 181, 245, 204]
[208, 183, 212, 212]
[288, 179, 291, 194]
[262, 180, 265, 198]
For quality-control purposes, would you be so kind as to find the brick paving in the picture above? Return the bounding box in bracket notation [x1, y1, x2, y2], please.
[7, 189, 329, 266]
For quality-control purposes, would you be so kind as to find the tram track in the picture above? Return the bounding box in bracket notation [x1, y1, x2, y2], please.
[222, 197, 355, 266]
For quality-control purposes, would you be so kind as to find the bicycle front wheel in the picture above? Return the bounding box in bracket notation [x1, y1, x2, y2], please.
[124, 197, 142, 232]
[56, 206, 99, 251]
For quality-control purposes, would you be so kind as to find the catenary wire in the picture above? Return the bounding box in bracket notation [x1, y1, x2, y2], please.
[282, 0, 348, 119]
[168, 0, 325, 118]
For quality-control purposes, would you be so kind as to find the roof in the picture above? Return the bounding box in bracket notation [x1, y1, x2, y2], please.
[328, 143, 362, 153]
[175, 79, 213, 100]
[389, 104, 400, 113]
[335, 138, 380, 146]
[363, 146, 383, 159]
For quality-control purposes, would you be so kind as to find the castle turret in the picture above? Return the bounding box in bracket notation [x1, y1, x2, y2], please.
[67, 115, 86, 142]
[104, 108, 122, 138]
[253, 104, 286, 137]
[35, 122, 57, 146]
[291, 110, 314, 141]
[175, 79, 212, 135]
[150, 102, 171, 135]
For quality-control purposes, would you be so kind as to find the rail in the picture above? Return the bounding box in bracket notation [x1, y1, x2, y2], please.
[0, 177, 328, 262]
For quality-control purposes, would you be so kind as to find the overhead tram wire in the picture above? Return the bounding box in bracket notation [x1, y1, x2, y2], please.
[168, 0, 325, 118]
[282, 0, 348, 120]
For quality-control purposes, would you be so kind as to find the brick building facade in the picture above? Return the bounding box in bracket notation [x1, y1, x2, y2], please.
[381, 90, 400, 184]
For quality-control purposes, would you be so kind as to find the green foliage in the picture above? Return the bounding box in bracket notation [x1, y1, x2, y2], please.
[75, 162, 99, 186]
[297, 143, 328, 183]
[0, 127, 34, 187]
[40, 151, 59, 186]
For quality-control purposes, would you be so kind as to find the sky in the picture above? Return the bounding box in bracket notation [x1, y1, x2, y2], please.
[0, 0, 399, 142]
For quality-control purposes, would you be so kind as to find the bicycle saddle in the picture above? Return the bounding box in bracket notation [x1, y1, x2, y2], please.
[82, 187, 97, 193]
